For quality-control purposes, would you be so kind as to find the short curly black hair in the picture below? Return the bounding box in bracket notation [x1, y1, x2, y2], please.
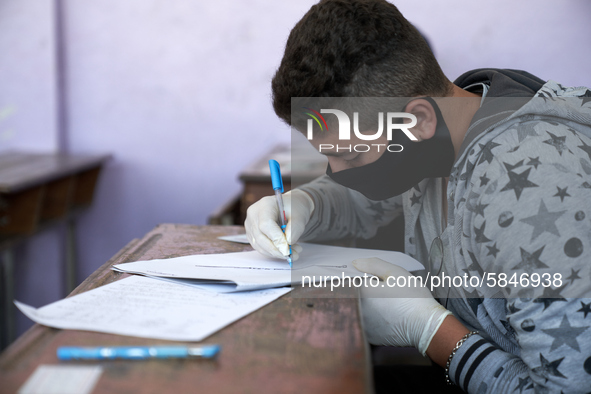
[272, 0, 452, 125]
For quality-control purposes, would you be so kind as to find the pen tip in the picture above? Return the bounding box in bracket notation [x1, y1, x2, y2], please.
[287, 257, 292, 267]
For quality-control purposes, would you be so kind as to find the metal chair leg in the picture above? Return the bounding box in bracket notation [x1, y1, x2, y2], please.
[65, 219, 77, 293]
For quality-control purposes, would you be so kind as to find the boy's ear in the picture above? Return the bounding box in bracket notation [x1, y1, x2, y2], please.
[403, 99, 438, 142]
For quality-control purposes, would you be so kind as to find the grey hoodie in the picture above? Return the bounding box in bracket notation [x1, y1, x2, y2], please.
[298, 69, 591, 393]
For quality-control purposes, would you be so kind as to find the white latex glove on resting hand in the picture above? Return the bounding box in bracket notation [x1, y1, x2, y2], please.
[353, 257, 452, 356]
[244, 189, 314, 261]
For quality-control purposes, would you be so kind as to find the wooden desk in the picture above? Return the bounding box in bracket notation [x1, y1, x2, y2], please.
[0, 224, 373, 394]
[0, 151, 109, 349]
[0, 152, 108, 224]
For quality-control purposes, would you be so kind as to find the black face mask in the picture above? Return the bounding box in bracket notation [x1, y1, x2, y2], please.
[326, 97, 455, 201]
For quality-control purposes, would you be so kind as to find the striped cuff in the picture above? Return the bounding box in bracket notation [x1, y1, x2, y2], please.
[449, 334, 505, 392]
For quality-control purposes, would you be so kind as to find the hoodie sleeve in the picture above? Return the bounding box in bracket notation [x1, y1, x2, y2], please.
[297, 175, 403, 242]
[450, 118, 591, 392]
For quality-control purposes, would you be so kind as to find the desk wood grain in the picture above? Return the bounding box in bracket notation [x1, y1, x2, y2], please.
[0, 224, 372, 394]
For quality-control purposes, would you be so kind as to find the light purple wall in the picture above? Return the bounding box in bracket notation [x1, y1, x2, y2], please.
[3, 0, 590, 337]
[0, 0, 57, 151]
[64, 0, 318, 285]
[395, 0, 591, 87]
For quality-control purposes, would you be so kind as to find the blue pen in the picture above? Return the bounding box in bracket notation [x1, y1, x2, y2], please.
[57, 345, 221, 360]
[268, 160, 292, 267]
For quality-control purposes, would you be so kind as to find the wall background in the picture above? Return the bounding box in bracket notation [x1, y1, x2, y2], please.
[1, 0, 589, 337]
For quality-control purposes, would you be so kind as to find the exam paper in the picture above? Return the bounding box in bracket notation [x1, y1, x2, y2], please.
[15, 276, 291, 341]
[113, 243, 424, 292]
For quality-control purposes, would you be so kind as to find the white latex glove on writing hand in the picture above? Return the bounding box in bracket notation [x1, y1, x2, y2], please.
[245, 189, 314, 262]
[353, 257, 452, 356]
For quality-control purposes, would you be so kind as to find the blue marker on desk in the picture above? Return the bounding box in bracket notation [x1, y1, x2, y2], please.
[57, 345, 220, 360]
[268, 159, 292, 267]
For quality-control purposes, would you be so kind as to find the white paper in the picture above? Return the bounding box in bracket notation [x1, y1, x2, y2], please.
[18, 365, 102, 394]
[113, 243, 424, 292]
[15, 276, 291, 342]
